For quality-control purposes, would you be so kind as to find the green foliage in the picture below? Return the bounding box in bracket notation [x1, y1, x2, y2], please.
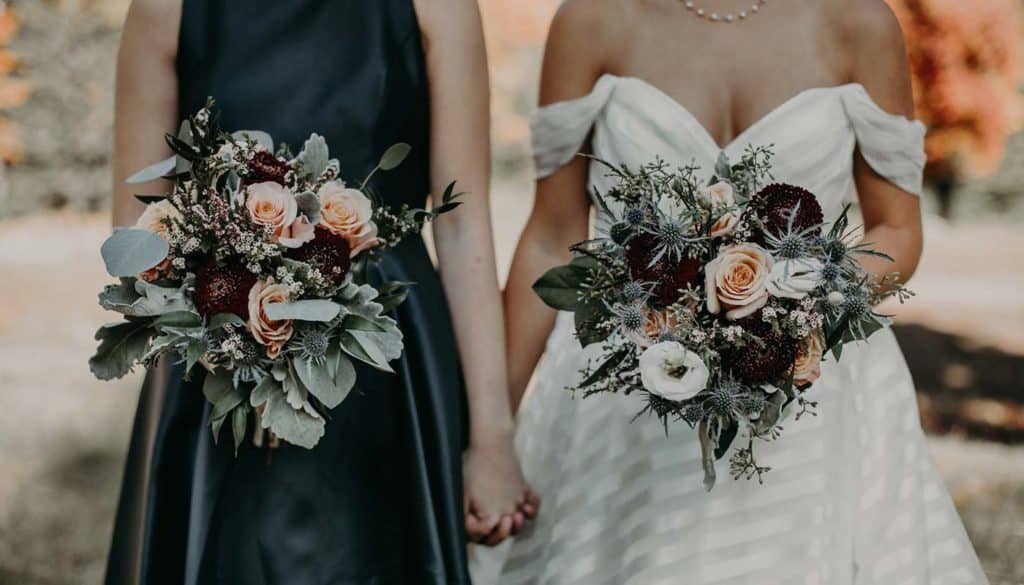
[100, 229, 169, 278]
[89, 320, 155, 380]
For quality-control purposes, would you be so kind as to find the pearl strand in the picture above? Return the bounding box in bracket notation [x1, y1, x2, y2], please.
[681, 0, 768, 23]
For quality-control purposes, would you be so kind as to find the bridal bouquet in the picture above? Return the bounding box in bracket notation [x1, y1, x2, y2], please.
[533, 147, 910, 489]
[90, 100, 461, 450]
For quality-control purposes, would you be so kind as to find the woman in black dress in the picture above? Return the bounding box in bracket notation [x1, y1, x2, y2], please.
[107, 0, 534, 583]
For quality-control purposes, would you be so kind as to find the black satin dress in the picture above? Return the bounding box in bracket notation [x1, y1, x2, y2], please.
[105, 1, 470, 584]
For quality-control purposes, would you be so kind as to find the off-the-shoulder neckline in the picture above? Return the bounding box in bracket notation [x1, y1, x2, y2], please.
[538, 73, 925, 153]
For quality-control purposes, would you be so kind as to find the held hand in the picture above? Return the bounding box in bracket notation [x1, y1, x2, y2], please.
[463, 431, 539, 545]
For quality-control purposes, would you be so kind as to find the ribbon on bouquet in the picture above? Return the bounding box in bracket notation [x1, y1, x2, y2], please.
[698, 420, 717, 492]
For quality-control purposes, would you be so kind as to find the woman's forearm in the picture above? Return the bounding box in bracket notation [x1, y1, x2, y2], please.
[859, 221, 923, 287]
[503, 221, 576, 412]
[434, 215, 515, 442]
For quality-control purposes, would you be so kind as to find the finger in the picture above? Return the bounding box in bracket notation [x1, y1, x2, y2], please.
[465, 513, 488, 540]
[511, 511, 526, 534]
[485, 515, 514, 547]
[519, 502, 539, 519]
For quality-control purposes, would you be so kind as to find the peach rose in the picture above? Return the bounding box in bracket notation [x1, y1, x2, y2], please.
[278, 215, 316, 249]
[317, 182, 379, 257]
[624, 307, 680, 348]
[700, 182, 739, 238]
[134, 200, 182, 282]
[246, 182, 298, 242]
[705, 243, 775, 320]
[248, 278, 294, 359]
[792, 329, 825, 387]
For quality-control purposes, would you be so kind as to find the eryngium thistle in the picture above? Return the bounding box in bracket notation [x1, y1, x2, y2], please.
[621, 281, 648, 302]
[193, 261, 258, 320]
[616, 303, 646, 331]
[295, 328, 330, 365]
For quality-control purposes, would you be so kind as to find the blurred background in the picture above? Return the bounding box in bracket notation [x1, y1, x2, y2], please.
[0, 0, 1021, 583]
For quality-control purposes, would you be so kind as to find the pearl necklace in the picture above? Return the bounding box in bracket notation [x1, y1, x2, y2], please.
[681, 0, 768, 23]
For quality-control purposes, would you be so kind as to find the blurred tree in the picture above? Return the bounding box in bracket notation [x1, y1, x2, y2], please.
[0, 4, 32, 164]
[885, 0, 1024, 217]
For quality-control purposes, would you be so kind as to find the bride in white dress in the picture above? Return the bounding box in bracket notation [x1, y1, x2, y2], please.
[471, 0, 988, 583]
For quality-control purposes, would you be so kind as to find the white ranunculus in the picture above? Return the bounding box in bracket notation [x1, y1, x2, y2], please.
[638, 342, 710, 401]
[767, 258, 824, 300]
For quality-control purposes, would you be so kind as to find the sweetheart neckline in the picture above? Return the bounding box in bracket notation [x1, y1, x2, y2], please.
[609, 74, 863, 153]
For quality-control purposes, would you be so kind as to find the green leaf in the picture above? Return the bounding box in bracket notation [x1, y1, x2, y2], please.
[296, 133, 330, 179]
[209, 313, 246, 330]
[232, 405, 249, 454]
[100, 228, 170, 278]
[261, 390, 325, 449]
[104, 280, 189, 317]
[714, 419, 739, 460]
[185, 339, 207, 372]
[533, 264, 588, 311]
[340, 331, 394, 373]
[295, 356, 353, 409]
[376, 281, 412, 313]
[575, 297, 609, 347]
[89, 321, 155, 380]
[580, 349, 630, 388]
[134, 195, 166, 205]
[203, 370, 234, 405]
[341, 313, 388, 332]
[250, 375, 278, 408]
[154, 311, 203, 328]
[264, 300, 341, 322]
[126, 156, 176, 184]
[378, 143, 412, 171]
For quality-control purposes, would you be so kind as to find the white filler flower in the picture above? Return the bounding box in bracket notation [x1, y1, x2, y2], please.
[767, 258, 824, 300]
[638, 341, 710, 401]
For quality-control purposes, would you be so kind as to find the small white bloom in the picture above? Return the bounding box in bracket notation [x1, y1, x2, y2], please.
[767, 258, 824, 300]
[828, 291, 846, 306]
[638, 342, 710, 401]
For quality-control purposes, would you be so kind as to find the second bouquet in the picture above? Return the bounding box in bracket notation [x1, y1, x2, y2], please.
[90, 100, 461, 450]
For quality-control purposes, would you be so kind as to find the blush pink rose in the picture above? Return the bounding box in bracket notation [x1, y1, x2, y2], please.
[246, 182, 298, 242]
[705, 243, 775, 320]
[317, 182, 379, 257]
[792, 329, 824, 387]
[278, 215, 316, 249]
[134, 200, 182, 282]
[700, 182, 739, 238]
[247, 278, 294, 359]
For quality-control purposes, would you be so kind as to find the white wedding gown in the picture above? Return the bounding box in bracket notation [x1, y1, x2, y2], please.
[470, 75, 988, 585]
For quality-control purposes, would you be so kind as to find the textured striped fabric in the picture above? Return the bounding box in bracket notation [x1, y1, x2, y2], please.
[469, 76, 986, 585]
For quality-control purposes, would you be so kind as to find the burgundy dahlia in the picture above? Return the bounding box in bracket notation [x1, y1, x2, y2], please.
[722, 316, 799, 383]
[749, 183, 824, 240]
[625, 233, 702, 308]
[289, 227, 352, 286]
[246, 151, 292, 185]
[193, 261, 258, 321]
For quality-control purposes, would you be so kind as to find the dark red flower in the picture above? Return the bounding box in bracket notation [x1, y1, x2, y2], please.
[749, 183, 824, 241]
[245, 151, 292, 186]
[721, 316, 799, 383]
[193, 261, 259, 321]
[625, 233, 702, 307]
[288, 227, 352, 286]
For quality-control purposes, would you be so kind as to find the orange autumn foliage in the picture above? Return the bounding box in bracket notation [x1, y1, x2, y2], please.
[0, 6, 29, 163]
[886, 0, 1024, 179]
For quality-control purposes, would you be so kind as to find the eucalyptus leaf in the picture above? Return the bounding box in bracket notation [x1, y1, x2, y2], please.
[126, 156, 176, 184]
[296, 133, 329, 179]
[89, 321, 155, 380]
[101, 228, 169, 278]
[341, 313, 387, 332]
[154, 311, 202, 328]
[185, 339, 207, 372]
[340, 331, 394, 373]
[378, 143, 412, 171]
[202, 370, 234, 405]
[261, 389, 325, 449]
[533, 263, 588, 311]
[265, 300, 341, 322]
[295, 357, 352, 409]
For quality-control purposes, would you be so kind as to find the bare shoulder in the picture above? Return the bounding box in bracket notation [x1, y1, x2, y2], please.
[123, 0, 182, 56]
[823, 0, 913, 114]
[539, 0, 627, 105]
[412, 0, 483, 42]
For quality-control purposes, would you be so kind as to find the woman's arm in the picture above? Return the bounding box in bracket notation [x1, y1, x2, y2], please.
[413, 0, 533, 543]
[504, 1, 610, 413]
[112, 0, 181, 227]
[844, 1, 923, 282]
